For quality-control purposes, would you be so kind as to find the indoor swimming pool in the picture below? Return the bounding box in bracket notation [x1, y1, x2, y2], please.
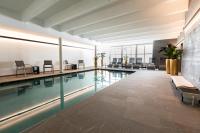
[0, 70, 133, 133]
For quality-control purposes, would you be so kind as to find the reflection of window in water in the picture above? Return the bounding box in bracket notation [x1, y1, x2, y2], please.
[95, 71, 106, 82]
[78, 72, 85, 79]
[44, 77, 54, 87]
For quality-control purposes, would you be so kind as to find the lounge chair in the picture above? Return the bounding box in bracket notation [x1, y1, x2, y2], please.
[15, 60, 32, 76]
[147, 63, 156, 70]
[111, 58, 117, 67]
[134, 58, 143, 69]
[107, 64, 113, 68]
[132, 63, 140, 69]
[159, 57, 166, 70]
[126, 58, 135, 69]
[113, 58, 122, 68]
[112, 58, 117, 64]
[113, 63, 119, 68]
[78, 60, 85, 69]
[116, 58, 122, 67]
[43, 60, 54, 73]
[64, 60, 73, 70]
[147, 58, 156, 70]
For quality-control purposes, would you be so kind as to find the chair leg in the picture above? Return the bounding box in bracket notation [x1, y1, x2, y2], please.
[16, 69, 18, 77]
[24, 68, 26, 77]
[52, 67, 54, 73]
[31, 67, 34, 75]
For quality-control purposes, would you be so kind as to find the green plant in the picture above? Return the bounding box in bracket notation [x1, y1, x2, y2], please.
[172, 49, 183, 59]
[123, 55, 128, 64]
[97, 53, 106, 67]
[159, 44, 176, 59]
[94, 55, 99, 68]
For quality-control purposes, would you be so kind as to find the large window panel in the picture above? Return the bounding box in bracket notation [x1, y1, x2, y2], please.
[109, 44, 153, 64]
[137, 45, 145, 54]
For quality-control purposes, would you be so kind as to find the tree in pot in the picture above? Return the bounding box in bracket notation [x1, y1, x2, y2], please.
[159, 44, 176, 74]
[123, 54, 128, 66]
[170, 49, 183, 75]
[94, 56, 98, 68]
[97, 53, 106, 67]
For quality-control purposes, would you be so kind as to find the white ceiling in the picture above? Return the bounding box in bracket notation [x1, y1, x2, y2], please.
[0, 0, 189, 45]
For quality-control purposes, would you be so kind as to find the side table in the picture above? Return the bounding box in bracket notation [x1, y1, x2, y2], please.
[32, 66, 40, 74]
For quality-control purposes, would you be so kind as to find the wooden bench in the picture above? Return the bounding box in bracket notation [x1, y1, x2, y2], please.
[171, 76, 200, 105]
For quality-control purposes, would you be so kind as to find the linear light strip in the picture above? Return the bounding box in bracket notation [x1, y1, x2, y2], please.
[0, 35, 94, 50]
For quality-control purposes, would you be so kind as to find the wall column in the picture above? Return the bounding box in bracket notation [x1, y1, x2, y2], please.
[59, 37, 63, 73]
[121, 46, 123, 63]
[135, 44, 138, 64]
[94, 45, 97, 68]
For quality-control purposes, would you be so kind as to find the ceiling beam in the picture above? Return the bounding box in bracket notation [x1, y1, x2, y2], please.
[44, 0, 119, 27]
[96, 27, 182, 41]
[82, 15, 184, 38]
[86, 20, 184, 39]
[21, 0, 59, 21]
[69, 0, 188, 35]
[103, 34, 179, 45]
[59, 0, 165, 31]
[99, 32, 179, 43]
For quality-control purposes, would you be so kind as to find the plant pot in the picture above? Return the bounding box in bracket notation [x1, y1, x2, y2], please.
[165, 59, 170, 74]
[170, 59, 178, 75]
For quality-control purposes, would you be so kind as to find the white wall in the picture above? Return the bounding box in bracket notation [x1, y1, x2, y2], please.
[0, 29, 94, 76]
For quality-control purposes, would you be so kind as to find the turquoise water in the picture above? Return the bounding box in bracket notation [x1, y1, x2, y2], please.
[0, 70, 132, 133]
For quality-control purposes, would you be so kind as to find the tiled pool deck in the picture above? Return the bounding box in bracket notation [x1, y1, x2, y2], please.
[26, 70, 200, 133]
[0, 67, 95, 84]
[0, 67, 135, 84]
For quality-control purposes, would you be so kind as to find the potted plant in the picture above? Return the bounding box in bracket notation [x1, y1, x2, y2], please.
[170, 49, 183, 75]
[123, 55, 128, 66]
[159, 44, 176, 74]
[97, 53, 106, 67]
[94, 56, 98, 68]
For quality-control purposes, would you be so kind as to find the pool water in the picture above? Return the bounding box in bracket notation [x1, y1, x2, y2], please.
[0, 70, 132, 133]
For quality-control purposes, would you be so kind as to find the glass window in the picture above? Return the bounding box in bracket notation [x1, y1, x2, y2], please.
[109, 44, 153, 64]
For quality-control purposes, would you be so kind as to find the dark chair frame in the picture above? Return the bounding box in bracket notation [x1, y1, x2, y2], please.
[64, 60, 73, 70]
[43, 60, 54, 73]
[78, 60, 85, 69]
[15, 60, 32, 76]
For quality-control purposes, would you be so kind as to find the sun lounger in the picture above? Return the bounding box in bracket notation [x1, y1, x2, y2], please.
[43, 60, 54, 73]
[15, 60, 33, 76]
